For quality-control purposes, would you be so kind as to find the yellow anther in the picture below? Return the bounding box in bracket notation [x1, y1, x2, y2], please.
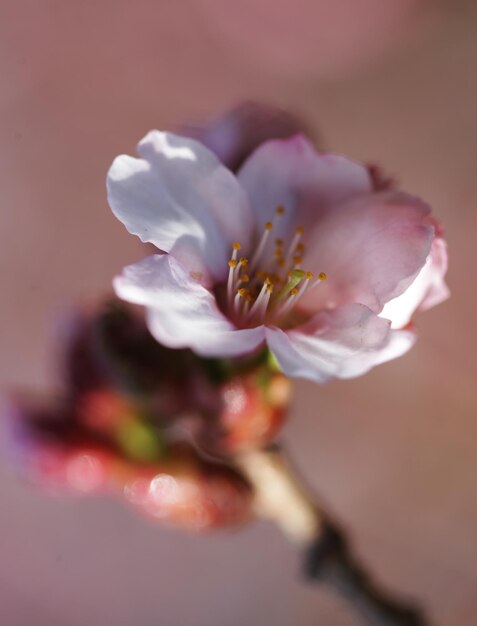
[264, 276, 272, 285]
[274, 249, 283, 258]
[293, 255, 302, 265]
[290, 288, 298, 296]
[240, 274, 250, 283]
[237, 288, 248, 297]
[318, 271, 327, 281]
[228, 259, 238, 268]
[296, 226, 304, 235]
[275, 238, 284, 247]
[306, 271, 313, 280]
[296, 243, 305, 254]
[266, 284, 274, 293]
[265, 222, 273, 231]
[277, 259, 285, 268]
[256, 270, 266, 278]
[246, 294, 253, 303]
[232, 242, 241, 250]
[276, 206, 285, 216]
[239, 257, 249, 267]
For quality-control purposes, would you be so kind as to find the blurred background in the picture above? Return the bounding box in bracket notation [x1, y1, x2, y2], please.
[1, 1, 476, 624]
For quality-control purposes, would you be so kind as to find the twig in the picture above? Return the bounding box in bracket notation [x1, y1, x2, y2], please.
[235, 446, 429, 626]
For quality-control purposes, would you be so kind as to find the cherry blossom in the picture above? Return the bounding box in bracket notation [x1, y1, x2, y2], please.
[108, 129, 448, 382]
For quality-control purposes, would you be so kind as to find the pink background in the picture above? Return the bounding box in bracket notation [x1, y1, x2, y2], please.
[1, 1, 477, 624]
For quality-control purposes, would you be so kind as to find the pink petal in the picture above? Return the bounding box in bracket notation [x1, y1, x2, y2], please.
[237, 134, 372, 237]
[380, 235, 449, 328]
[113, 255, 265, 358]
[300, 191, 435, 314]
[107, 131, 253, 286]
[266, 304, 415, 382]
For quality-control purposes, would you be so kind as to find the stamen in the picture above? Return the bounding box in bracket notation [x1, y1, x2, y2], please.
[246, 280, 273, 323]
[248, 283, 273, 322]
[249, 222, 273, 271]
[227, 259, 238, 304]
[230, 242, 241, 263]
[282, 226, 304, 273]
[235, 258, 249, 288]
[274, 288, 299, 320]
[241, 293, 253, 319]
[293, 271, 313, 302]
[309, 271, 327, 290]
[234, 287, 248, 317]
[274, 287, 299, 320]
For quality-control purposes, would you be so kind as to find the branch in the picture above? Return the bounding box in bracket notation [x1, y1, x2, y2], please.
[235, 446, 429, 626]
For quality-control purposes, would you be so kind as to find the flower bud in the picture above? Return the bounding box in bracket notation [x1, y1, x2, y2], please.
[5, 400, 252, 530]
[120, 446, 253, 530]
[180, 101, 313, 172]
[202, 369, 291, 454]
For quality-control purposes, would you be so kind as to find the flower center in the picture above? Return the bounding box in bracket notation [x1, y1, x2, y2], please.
[226, 206, 326, 327]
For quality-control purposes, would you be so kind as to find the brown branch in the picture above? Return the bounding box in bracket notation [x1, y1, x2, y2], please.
[235, 446, 429, 626]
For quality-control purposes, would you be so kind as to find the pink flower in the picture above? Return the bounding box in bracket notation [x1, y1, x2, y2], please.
[108, 131, 448, 382]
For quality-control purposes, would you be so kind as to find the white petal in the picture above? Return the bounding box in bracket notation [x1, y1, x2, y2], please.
[380, 236, 449, 328]
[266, 304, 415, 382]
[113, 254, 265, 358]
[107, 131, 253, 285]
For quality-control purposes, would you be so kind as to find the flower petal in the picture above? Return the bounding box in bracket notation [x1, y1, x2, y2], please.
[300, 191, 435, 314]
[113, 255, 265, 358]
[237, 134, 372, 236]
[181, 102, 312, 172]
[379, 235, 449, 328]
[266, 304, 415, 382]
[107, 131, 253, 285]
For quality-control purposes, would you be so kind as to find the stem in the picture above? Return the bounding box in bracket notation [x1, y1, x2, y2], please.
[235, 446, 428, 626]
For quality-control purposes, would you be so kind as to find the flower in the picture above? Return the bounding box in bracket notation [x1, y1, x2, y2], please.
[108, 124, 448, 382]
